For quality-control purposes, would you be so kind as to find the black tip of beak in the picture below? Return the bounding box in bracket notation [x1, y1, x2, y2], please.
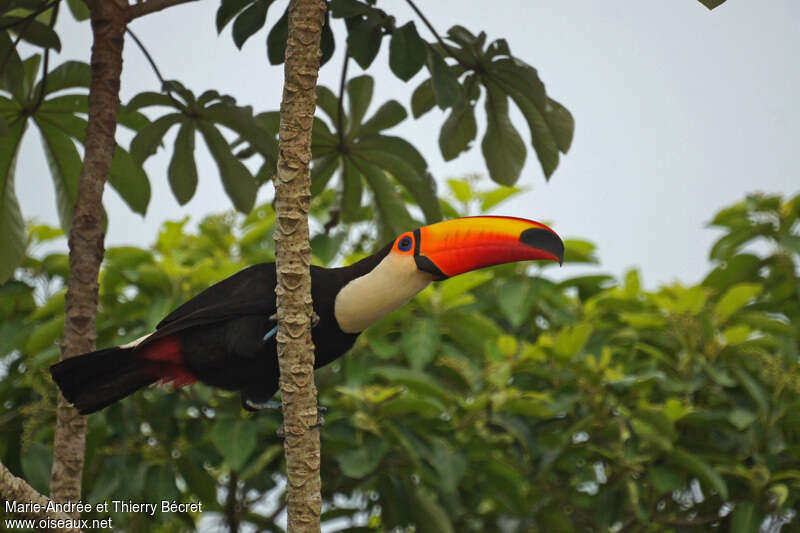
[520, 227, 565, 266]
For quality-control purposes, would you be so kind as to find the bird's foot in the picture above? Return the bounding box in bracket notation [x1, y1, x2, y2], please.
[244, 398, 282, 411]
[263, 313, 319, 342]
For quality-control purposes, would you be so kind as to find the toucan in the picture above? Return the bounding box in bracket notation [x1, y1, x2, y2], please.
[50, 216, 564, 414]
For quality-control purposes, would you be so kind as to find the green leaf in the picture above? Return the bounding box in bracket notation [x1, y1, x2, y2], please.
[0, 32, 25, 99]
[403, 317, 440, 370]
[714, 282, 763, 322]
[730, 501, 763, 533]
[347, 17, 383, 69]
[168, 121, 198, 205]
[315, 85, 340, 127]
[337, 441, 388, 478]
[232, 0, 272, 49]
[266, 8, 288, 65]
[389, 21, 427, 81]
[328, 0, 372, 18]
[553, 323, 593, 359]
[0, 115, 8, 137]
[35, 119, 80, 232]
[12, 18, 61, 51]
[439, 101, 477, 161]
[217, 0, 253, 33]
[412, 488, 454, 533]
[210, 415, 258, 471]
[353, 137, 440, 223]
[346, 75, 374, 136]
[0, 119, 26, 283]
[20, 442, 52, 495]
[426, 48, 461, 110]
[177, 456, 218, 504]
[34, 60, 90, 96]
[430, 439, 466, 494]
[371, 366, 453, 404]
[126, 91, 178, 111]
[129, 113, 183, 165]
[24, 315, 64, 353]
[66, 0, 90, 21]
[109, 146, 151, 215]
[669, 447, 728, 500]
[320, 10, 335, 66]
[203, 103, 278, 170]
[482, 82, 526, 185]
[698, 0, 726, 9]
[411, 79, 436, 118]
[197, 120, 258, 213]
[308, 155, 338, 197]
[359, 100, 407, 137]
[479, 185, 523, 211]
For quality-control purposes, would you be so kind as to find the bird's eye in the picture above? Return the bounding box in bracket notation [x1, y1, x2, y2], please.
[397, 235, 413, 251]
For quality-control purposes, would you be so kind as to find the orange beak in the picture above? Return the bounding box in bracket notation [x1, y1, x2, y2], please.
[413, 216, 564, 280]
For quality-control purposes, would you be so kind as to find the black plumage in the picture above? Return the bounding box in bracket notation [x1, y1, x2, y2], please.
[51, 243, 392, 414]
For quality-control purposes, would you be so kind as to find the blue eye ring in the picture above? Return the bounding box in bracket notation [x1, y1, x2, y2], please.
[397, 235, 413, 251]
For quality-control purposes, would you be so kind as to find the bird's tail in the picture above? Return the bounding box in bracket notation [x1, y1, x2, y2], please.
[50, 347, 158, 415]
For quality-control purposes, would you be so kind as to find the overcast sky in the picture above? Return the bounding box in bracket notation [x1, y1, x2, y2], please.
[15, 0, 800, 287]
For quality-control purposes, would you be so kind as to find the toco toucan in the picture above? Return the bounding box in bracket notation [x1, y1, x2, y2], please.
[50, 216, 564, 414]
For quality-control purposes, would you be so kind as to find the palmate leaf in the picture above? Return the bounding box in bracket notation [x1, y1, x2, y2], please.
[0, 119, 26, 283]
[306, 77, 441, 230]
[412, 26, 574, 185]
[35, 109, 152, 215]
[127, 84, 269, 210]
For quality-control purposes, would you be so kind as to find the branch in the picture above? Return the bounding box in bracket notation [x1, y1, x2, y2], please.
[0, 461, 81, 533]
[404, 0, 466, 66]
[336, 48, 349, 146]
[125, 28, 165, 86]
[32, 1, 60, 114]
[126, 0, 199, 20]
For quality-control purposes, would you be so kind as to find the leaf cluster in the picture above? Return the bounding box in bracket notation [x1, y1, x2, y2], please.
[2, 186, 798, 531]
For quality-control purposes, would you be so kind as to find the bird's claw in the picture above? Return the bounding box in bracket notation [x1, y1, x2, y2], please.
[244, 398, 282, 411]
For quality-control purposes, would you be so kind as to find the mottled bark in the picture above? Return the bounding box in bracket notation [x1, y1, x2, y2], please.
[273, 0, 326, 531]
[1, 461, 81, 532]
[50, 0, 126, 513]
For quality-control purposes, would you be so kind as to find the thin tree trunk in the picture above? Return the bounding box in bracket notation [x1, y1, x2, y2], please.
[50, 0, 126, 512]
[273, 0, 326, 531]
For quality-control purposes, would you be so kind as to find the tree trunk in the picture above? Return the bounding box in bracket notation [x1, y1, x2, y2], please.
[273, 0, 326, 531]
[50, 0, 126, 512]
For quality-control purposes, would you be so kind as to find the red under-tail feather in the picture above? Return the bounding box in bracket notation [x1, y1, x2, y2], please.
[50, 335, 196, 414]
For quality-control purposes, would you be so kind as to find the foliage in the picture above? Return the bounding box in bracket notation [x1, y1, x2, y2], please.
[0, 0, 579, 281]
[1, 185, 798, 531]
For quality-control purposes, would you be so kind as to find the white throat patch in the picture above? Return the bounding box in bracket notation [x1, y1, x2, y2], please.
[334, 252, 433, 333]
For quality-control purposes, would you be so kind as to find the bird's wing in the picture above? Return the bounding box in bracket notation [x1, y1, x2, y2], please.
[143, 263, 278, 342]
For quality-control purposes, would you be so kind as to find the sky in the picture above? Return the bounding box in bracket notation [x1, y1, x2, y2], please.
[14, 0, 800, 287]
